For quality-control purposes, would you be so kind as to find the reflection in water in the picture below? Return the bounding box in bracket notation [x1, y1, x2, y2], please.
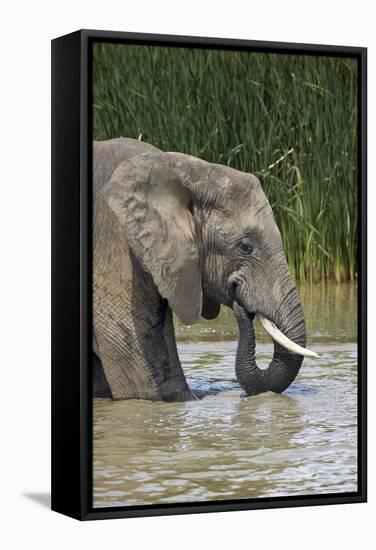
[93, 284, 358, 507]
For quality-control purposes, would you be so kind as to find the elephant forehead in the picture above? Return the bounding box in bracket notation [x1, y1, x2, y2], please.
[207, 199, 281, 248]
[241, 198, 275, 227]
[220, 173, 268, 207]
[215, 190, 274, 225]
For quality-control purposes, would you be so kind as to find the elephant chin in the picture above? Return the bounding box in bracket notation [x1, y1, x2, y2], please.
[201, 296, 221, 320]
[232, 299, 306, 395]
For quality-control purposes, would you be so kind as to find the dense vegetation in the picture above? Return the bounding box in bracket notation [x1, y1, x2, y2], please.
[93, 43, 358, 282]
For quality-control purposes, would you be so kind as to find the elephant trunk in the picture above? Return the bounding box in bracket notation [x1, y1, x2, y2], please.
[233, 288, 307, 395]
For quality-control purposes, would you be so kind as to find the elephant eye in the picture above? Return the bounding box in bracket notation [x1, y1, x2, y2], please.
[239, 238, 253, 256]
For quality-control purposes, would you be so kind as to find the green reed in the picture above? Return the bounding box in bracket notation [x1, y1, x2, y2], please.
[93, 43, 358, 282]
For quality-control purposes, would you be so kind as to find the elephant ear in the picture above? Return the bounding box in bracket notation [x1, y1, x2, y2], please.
[103, 151, 202, 325]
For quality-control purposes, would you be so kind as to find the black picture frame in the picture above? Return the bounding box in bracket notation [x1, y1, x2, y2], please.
[51, 29, 367, 521]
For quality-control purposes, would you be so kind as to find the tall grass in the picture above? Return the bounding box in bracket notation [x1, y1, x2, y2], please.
[93, 43, 358, 282]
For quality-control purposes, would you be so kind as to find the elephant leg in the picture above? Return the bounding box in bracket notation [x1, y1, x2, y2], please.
[93, 203, 193, 401]
[93, 352, 112, 398]
[160, 307, 197, 401]
[94, 303, 161, 400]
[94, 224, 161, 399]
[94, 291, 194, 401]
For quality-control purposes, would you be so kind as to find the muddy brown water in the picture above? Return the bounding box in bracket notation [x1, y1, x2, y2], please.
[93, 283, 358, 507]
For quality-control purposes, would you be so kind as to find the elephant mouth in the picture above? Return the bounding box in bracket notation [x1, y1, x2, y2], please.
[235, 302, 319, 359]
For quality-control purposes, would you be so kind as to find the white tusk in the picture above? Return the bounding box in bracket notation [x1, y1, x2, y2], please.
[256, 313, 319, 358]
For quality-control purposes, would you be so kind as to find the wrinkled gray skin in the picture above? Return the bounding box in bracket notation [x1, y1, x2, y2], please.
[93, 138, 306, 401]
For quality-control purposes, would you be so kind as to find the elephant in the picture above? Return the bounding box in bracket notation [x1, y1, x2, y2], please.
[93, 138, 317, 402]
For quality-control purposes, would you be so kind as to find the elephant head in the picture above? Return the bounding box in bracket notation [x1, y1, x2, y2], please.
[104, 150, 317, 397]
